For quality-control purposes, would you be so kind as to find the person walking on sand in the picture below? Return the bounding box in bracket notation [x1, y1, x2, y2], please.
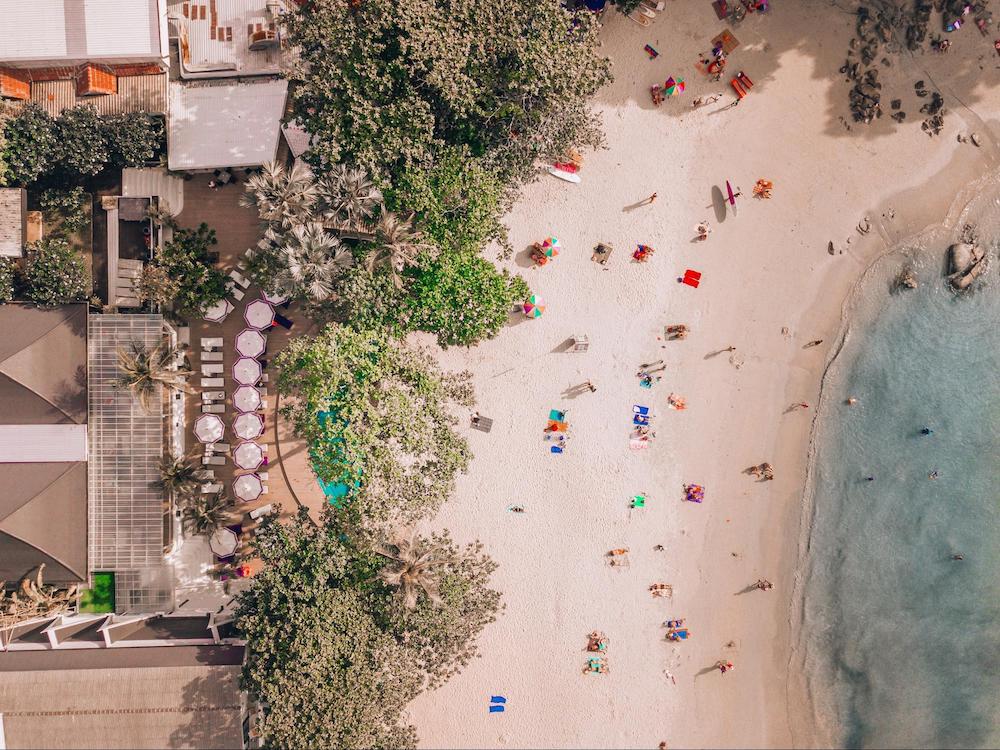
[805, 339, 824, 347]
[724, 345, 736, 353]
[585, 380, 597, 393]
[644, 192, 658, 205]
[718, 660, 735, 675]
[796, 402, 809, 409]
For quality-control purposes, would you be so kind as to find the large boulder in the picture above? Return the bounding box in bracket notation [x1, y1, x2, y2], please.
[947, 243, 987, 290]
[948, 242, 975, 274]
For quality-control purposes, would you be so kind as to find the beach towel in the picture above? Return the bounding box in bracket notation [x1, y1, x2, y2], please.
[489, 705, 505, 713]
[551, 445, 564, 454]
[633, 404, 650, 415]
[491, 696, 507, 704]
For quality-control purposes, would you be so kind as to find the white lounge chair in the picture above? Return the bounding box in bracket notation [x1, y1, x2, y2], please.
[206, 442, 231, 453]
[201, 482, 224, 493]
[249, 503, 274, 520]
[202, 337, 224, 350]
[201, 351, 224, 362]
[202, 455, 226, 466]
[201, 364, 224, 375]
[199, 469, 216, 480]
[256, 472, 269, 481]
[229, 269, 251, 289]
[202, 390, 225, 402]
[229, 288, 245, 302]
[201, 377, 224, 387]
[260, 484, 269, 495]
[202, 404, 225, 414]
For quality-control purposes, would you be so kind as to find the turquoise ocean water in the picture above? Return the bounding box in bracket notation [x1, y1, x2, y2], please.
[799, 203, 1000, 748]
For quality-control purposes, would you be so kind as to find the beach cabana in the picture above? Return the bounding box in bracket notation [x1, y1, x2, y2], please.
[233, 412, 264, 440]
[233, 473, 263, 502]
[194, 414, 225, 443]
[233, 357, 262, 386]
[233, 441, 264, 470]
[235, 328, 266, 358]
[233, 384, 262, 413]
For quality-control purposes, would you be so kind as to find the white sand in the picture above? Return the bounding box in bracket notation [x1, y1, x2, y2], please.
[398, 3, 1000, 747]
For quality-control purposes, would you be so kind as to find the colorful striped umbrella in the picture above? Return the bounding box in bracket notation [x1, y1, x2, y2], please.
[664, 76, 685, 96]
[541, 237, 561, 257]
[523, 295, 546, 318]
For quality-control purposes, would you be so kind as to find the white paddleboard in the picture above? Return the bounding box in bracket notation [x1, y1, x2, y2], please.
[548, 167, 581, 183]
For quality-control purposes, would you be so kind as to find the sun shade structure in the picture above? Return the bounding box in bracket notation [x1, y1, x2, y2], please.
[235, 328, 266, 358]
[194, 413, 225, 443]
[233, 441, 264, 470]
[233, 473, 263, 502]
[244, 299, 275, 330]
[233, 357, 262, 386]
[232, 384, 262, 413]
[523, 295, 545, 318]
[203, 298, 233, 323]
[209, 527, 239, 557]
[542, 237, 560, 257]
[233, 412, 263, 440]
[664, 76, 685, 96]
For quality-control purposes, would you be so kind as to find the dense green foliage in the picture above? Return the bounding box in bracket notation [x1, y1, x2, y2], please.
[276, 324, 473, 529]
[152, 223, 228, 315]
[0, 256, 14, 302]
[38, 187, 89, 234]
[0, 104, 164, 186]
[236, 510, 501, 749]
[22, 237, 89, 306]
[286, 0, 611, 185]
[406, 252, 531, 348]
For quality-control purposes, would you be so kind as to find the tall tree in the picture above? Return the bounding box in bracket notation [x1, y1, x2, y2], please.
[240, 160, 318, 229]
[366, 211, 435, 289]
[269, 222, 354, 302]
[114, 340, 193, 411]
[276, 324, 473, 529]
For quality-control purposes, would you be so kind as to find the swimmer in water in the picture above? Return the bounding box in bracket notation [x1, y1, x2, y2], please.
[921, 427, 934, 435]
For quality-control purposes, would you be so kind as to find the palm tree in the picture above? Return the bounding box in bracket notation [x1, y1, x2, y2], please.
[317, 164, 383, 226]
[158, 453, 199, 501]
[183, 491, 229, 535]
[366, 211, 435, 288]
[240, 160, 318, 228]
[375, 529, 450, 610]
[114, 341, 193, 412]
[273, 222, 354, 302]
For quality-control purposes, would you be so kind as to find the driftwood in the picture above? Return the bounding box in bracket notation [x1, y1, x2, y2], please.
[0, 565, 78, 629]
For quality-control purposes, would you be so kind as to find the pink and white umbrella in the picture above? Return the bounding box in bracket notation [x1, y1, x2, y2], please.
[263, 290, 288, 305]
[233, 473, 263, 502]
[193, 413, 225, 443]
[233, 441, 264, 470]
[234, 412, 264, 440]
[209, 527, 239, 557]
[235, 328, 266, 358]
[244, 299, 275, 330]
[203, 298, 234, 323]
[233, 357, 262, 385]
[233, 384, 262, 413]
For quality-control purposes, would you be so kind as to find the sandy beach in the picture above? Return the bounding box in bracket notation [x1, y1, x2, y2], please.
[310, 3, 1000, 747]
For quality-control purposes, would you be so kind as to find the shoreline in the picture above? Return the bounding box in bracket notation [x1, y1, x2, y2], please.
[404, 3, 1000, 747]
[784, 156, 1000, 748]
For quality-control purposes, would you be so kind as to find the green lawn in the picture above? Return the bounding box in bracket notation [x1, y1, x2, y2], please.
[78, 572, 115, 613]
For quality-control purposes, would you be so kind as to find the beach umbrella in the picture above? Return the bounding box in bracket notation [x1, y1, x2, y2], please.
[244, 299, 275, 330]
[263, 290, 288, 305]
[233, 357, 262, 386]
[233, 384, 262, 413]
[232, 473, 263, 502]
[193, 413, 225, 443]
[234, 412, 264, 440]
[235, 328, 266, 358]
[209, 527, 239, 557]
[203, 298, 233, 323]
[233, 441, 264, 470]
[541, 237, 561, 257]
[523, 295, 545, 318]
[664, 76, 685, 96]
[725, 180, 738, 206]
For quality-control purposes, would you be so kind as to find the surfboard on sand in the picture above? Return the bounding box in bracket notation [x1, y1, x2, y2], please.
[549, 167, 581, 183]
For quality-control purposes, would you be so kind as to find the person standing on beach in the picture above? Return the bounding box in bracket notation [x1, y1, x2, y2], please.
[805, 339, 824, 347]
[644, 193, 658, 205]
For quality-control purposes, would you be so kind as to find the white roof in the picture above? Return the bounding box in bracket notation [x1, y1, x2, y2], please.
[0, 424, 88, 462]
[0, 0, 168, 64]
[167, 80, 288, 171]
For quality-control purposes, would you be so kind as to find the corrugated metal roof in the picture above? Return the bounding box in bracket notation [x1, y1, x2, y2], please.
[0, 0, 167, 65]
[30, 74, 167, 116]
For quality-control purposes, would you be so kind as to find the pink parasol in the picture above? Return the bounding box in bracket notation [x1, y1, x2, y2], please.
[203, 298, 233, 323]
[233, 441, 264, 470]
[233, 473, 263, 502]
[193, 413, 225, 443]
[235, 328, 266, 358]
[233, 384, 262, 413]
[234, 412, 264, 440]
[244, 299, 275, 330]
[233, 357, 262, 386]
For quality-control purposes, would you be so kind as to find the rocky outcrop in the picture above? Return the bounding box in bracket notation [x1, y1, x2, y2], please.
[947, 242, 987, 290]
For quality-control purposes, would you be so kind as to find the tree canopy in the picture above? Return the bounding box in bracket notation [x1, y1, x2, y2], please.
[276, 324, 473, 529]
[236, 509, 501, 749]
[286, 0, 611, 185]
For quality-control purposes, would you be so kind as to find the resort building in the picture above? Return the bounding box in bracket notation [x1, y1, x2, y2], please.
[0, 0, 169, 116]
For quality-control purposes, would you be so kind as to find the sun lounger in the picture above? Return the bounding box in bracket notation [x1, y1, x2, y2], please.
[260, 484, 269, 494]
[201, 377, 224, 387]
[202, 404, 225, 414]
[201, 482, 224, 493]
[249, 503, 274, 520]
[274, 313, 294, 330]
[229, 288, 245, 302]
[471, 415, 493, 433]
[201, 363, 224, 375]
[256, 472, 268, 481]
[201, 351, 224, 362]
[207, 442, 231, 452]
[202, 390, 225, 401]
[199, 469, 216, 480]
[201, 337, 224, 350]
[258, 373, 269, 383]
[627, 9, 651, 25]
[202, 455, 226, 466]
[731, 78, 747, 99]
[229, 269, 251, 289]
